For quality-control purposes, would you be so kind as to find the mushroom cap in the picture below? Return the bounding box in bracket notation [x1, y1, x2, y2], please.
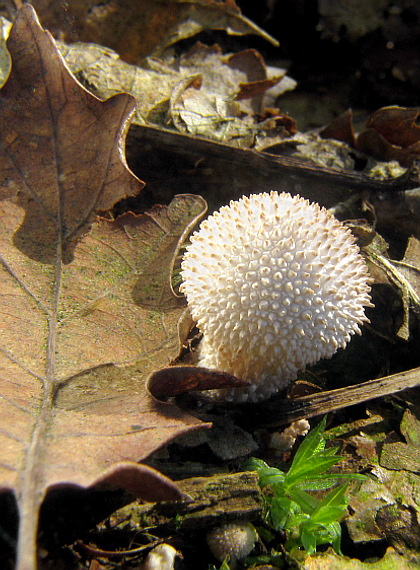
[181, 191, 372, 402]
[206, 522, 257, 562]
[141, 544, 177, 570]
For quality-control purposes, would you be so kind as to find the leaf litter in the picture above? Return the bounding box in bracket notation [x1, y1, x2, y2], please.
[58, 39, 296, 148]
[29, 0, 279, 63]
[0, 6, 212, 569]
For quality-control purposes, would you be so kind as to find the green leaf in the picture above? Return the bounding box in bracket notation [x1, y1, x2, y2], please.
[300, 526, 317, 554]
[286, 418, 336, 483]
[246, 418, 360, 557]
[269, 495, 298, 529]
[310, 485, 349, 523]
[294, 473, 367, 491]
[244, 458, 286, 489]
[243, 457, 268, 471]
[285, 455, 342, 485]
[286, 487, 319, 514]
[290, 417, 327, 466]
[219, 558, 232, 570]
[328, 521, 343, 553]
[208, 557, 232, 570]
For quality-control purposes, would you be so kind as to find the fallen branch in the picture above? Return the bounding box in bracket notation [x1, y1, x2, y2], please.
[99, 471, 262, 534]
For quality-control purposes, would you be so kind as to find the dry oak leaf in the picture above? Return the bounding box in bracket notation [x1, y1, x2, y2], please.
[0, 7, 143, 264]
[0, 6, 209, 570]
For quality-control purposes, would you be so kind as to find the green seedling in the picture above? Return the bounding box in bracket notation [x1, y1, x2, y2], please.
[246, 416, 366, 555]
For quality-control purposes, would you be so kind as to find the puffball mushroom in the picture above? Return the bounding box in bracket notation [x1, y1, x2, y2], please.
[140, 544, 177, 570]
[206, 522, 257, 565]
[180, 191, 373, 402]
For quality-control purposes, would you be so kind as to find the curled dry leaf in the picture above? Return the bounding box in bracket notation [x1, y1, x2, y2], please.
[321, 106, 420, 168]
[148, 366, 249, 400]
[0, 6, 209, 569]
[365, 106, 420, 149]
[319, 108, 357, 148]
[357, 106, 420, 167]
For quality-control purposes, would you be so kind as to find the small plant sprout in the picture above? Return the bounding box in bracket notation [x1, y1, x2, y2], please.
[245, 417, 367, 555]
[181, 191, 373, 402]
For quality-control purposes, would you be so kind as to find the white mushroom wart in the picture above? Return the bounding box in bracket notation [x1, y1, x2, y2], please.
[181, 191, 373, 402]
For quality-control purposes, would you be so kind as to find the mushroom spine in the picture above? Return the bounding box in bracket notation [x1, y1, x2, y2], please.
[180, 191, 373, 402]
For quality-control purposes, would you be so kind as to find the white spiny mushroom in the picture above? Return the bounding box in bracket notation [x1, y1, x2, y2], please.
[181, 191, 373, 402]
[206, 522, 257, 566]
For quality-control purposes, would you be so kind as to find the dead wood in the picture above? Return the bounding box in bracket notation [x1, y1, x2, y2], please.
[100, 471, 262, 533]
[240, 366, 420, 428]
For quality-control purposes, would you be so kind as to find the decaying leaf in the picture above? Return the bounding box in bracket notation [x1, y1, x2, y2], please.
[0, 6, 210, 569]
[59, 40, 296, 148]
[273, 130, 358, 171]
[381, 408, 420, 472]
[362, 234, 420, 340]
[319, 108, 357, 147]
[366, 107, 420, 148]
[30, 0, 278, 63]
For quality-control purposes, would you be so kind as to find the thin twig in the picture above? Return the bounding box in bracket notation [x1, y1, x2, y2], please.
[74, 538, 163, 559]
[238, 366, 420, 428]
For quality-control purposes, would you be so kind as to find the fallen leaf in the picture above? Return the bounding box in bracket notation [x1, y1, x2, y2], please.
[380, 408, 420, 472]
[228, 49, 281, 100]
[357, 106, 420, 167]
[0, 6, 209, 569]
[363, 234, 420, 340]
[341, 411, 420, 552]
[0, 7, 143, 264]
[148, 366, 249, 399]
[319, 108, 356, 147]
[366, 106, 420, 149]
[59, 40, 296, 147]
[31, 0, 279, 63]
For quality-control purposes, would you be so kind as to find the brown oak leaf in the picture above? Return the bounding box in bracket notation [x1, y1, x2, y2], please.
[0, 6, 209, 569]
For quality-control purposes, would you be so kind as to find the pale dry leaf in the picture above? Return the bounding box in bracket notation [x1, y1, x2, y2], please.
[59, 40, 295, 147]
[364, 236, 420, 340]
